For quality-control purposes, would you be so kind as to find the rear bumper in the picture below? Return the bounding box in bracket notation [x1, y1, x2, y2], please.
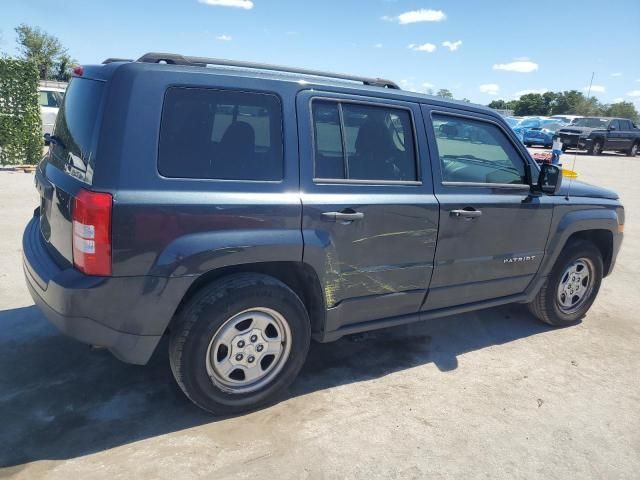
[22, 216, 193, 364]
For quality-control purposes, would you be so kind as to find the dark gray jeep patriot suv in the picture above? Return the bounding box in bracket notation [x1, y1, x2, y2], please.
[23, 53, 624, 414]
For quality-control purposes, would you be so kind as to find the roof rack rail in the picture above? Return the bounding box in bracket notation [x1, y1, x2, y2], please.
[102, 58, 134, 64]
[136, 52, 400, 89]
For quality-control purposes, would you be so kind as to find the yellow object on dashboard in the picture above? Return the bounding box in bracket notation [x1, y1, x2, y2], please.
[562, 168, 578, 179]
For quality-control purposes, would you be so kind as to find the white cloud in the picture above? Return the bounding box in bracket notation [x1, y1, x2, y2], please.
[198, 0, 253, 9]
[514, 88, 548, 97]
[374, 43, 383, 48]
[216, 34, 232, 41]
[583, 85, 606, 93]
[442, 40, 462, 51]
[399, 78, 434, 94]
[479, 83, 500, 95]
[627, 90, 640, 97]
[408, 43, 436, 53]
[610, 72, 623, 77]
[385, 9, 446, 24]
[493, 60, 539, 73]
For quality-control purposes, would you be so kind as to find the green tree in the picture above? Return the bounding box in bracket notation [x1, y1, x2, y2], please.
[436, 88, 453, 99]
[603, 101, 639, 121]
[14, 23, 71, 80]
[513, 93, 548, 116]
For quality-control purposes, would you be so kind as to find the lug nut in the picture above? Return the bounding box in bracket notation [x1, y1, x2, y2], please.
[256, 344, 264, 352]
[248, 356, 255, 363]
[235, 353, 243, 361]
[250, 335, 258, 342]
[237, 340, 245, 348]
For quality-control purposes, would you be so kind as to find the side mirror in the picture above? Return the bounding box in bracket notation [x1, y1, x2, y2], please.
[537, 163, 562, 194]
[43, 133, 51, 146]
[608, 125, 616, 131]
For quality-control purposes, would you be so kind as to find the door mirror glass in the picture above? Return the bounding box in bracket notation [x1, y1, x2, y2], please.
[537, 163, 562, 194]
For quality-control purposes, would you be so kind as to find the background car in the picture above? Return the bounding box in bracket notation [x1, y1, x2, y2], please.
[38, 85, 65, 138]
[512, 117, 564, 139]
[523, 122, 565, 147]
[551, 114, 583, 125]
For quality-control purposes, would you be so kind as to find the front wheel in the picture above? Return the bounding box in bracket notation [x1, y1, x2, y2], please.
[628, 142, 638, 157]
[169, 273, 311, 414]
[589, 140, 603, 155]
[528, 241, 603, 326]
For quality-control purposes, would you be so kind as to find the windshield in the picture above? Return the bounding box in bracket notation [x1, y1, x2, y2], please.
[573, 117, 609, 128]
[518, 118, 540, 127]
[504, 117, 519, 127]
[542, 123, 563, 132]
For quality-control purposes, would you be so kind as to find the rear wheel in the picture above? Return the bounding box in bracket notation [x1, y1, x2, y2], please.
[628, 142, 638, 157]
[561, 145, 568, 152]
[589, 140, 603, 155]
[528, 240, 603, 326]
[169, 273, 311, 414]
[525, 142, 532, 147]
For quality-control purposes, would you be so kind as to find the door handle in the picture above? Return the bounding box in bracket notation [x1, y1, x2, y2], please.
[450, 208, 482, 219]
[322, 210, 364, 221]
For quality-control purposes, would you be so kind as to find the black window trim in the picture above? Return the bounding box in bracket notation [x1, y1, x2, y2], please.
[429, 109, 535, 190]
[157, 85, 285, 183]
[309, 96, 422, 186]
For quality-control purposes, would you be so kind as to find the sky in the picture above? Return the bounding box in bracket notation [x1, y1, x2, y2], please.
[2, 0, 639, 108]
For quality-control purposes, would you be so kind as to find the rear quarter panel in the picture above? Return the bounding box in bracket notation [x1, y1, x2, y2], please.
[98, 64, 304, 277]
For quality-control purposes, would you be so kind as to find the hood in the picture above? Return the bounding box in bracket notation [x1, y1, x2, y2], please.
[557, 179, 618, 199]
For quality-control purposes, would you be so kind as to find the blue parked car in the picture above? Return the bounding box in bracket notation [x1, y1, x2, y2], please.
[523, 122, 566, 148]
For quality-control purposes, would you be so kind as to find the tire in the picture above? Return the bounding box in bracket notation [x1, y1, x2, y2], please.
[589, 140, 603, 156]
[169, 273, 311, 414]
[528, 240, 603, 326]
[525, 143, 532, 147]
[628, 142, 638, 157]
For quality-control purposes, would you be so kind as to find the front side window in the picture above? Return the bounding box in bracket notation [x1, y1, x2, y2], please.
[159, 88, 283, 181]
[312, 100, 418, 182]
[432, 114, 526, 185]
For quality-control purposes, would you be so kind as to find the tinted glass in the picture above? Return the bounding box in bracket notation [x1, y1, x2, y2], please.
[159, 88, 283, 181]
[432, 114, 526, 185]
[618, 120, 632, 130]
[50, 78, 104, 183]
[312, 101, 345, 179]
[313, 101, 418, 182]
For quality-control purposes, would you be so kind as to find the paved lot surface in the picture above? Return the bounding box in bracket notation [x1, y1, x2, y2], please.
[1, 150, 639, 479]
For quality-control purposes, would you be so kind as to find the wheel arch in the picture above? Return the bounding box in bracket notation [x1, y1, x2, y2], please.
[168, 261, 327, 337]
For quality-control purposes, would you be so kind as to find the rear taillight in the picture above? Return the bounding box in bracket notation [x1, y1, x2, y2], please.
[72, 189, 112, 276]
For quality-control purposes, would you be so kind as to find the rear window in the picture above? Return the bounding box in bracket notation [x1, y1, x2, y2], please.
[50, 78, 104, 184]
[158, 87, 283, 181]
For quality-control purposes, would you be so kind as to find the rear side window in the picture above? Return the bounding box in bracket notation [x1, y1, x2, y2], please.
[159, 88, 283, 181]
[50, 78, 104, 184]
[432, 114, 526, 185]
[312, 100, 418, 182]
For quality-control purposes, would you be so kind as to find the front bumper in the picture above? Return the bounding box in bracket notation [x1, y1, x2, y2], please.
[559, 134, 592, 149]
[22, 216, 193, 364]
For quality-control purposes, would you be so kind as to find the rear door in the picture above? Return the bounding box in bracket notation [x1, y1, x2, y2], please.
[617, 120, 634, 150]
[605, 119, 622, 150]
[297, 91, 438, 333]
[422, 106, 554, 310]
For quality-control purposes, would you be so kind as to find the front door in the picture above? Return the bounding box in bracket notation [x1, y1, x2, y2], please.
[297, 91, 439, 334]
[421, 106, 554, 311]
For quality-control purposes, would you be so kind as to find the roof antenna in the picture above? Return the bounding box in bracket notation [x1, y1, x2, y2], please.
[565, 71, 594, 201]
